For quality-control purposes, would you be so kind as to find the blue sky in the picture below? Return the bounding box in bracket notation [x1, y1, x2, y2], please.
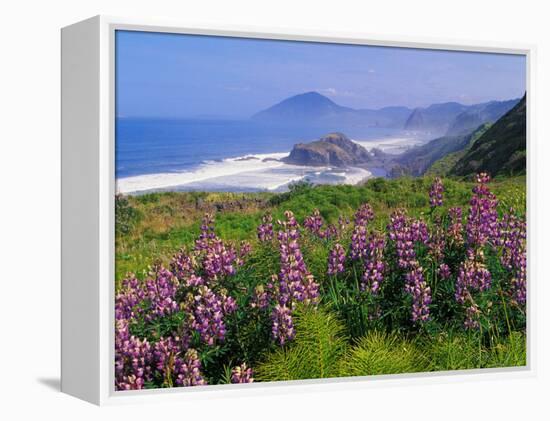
[116, 30, 526, 118]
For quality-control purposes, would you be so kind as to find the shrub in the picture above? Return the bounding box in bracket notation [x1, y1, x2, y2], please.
[340, 331, 429, 376]
[255, 306, 348, 381]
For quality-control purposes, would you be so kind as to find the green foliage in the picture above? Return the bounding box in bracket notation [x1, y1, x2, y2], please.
[485, 331, 527, 368]
[426, 123, 491, 176]
[115, 194, 141, 236]
[255, 307, 526, 383]
[424, 330, 526, 371]
[255, 306, 348, 381]
[424, 331, 484, 370]
[340, 331, 429, 376]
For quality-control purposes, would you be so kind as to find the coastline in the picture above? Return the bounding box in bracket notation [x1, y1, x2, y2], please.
[115, 135, 423, 195]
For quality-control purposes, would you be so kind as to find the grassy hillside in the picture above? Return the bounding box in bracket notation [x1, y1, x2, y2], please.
[390, 124, 489, 177]
[450, 95, 526, 177]
[425, 123, 491, 176]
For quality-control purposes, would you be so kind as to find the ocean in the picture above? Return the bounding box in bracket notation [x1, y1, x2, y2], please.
[115, 118, 423, 194]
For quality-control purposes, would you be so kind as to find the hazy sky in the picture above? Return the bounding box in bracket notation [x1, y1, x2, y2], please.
[116, 30, 526, 118]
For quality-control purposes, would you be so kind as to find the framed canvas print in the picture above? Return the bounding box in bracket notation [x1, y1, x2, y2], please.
[61, 16, 533, 405]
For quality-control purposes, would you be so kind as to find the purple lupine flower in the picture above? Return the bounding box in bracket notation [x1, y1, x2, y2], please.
[195, 213, 217, 251]
[497, 211, 526, 270]
[260, 211, 319, 345]
[511, 257, 527, 305]
[428, 218, 445, 263]
[170, 249, 196, 281]
[174, 349, 207, 387]
[115, 274, 146, 322]
[271, 304, 295, 345]
[410, 219, 429, 244]
[115, 319, 154, 390]
[387, 209, 425, 270]
[447, 207, 464, 246]
[497, 210, 527, 305]
[328, 243, 346, 275]
[153, 337, 207, 387]
[278, 210, 299, 230]
[466, 173, 499, 248]
[362, 261, 385, 294]
[361, 232, 386, 294]
[388, 209, 407, 240]
[187, 285, 229, 346]
[222, 293, 238, 314]
[144, 265, 179, 321]
[185, 274, 205, 287]
[304, 209, 324, 236]
[354, 203, 375, 226]
[437, 263, 451, 279]
[405, 264, 431, 323]
[202, 238, 238, 281]
[350, 224, 368, 260]
[388, 210, 431, 322]
[429, 177, 444, 208]
[455, 249, 492, 305]
[231, 363, 254, 383]
[453, 176, 499, 328]
[257, 213, 274, 242]
[350, 202, 376, 260]
[276, 211, 319, 306]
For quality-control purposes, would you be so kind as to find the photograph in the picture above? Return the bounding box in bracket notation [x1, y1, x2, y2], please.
[114, 30, 527, 391]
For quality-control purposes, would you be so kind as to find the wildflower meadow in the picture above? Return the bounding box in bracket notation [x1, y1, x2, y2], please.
[115, 174, 527, 391]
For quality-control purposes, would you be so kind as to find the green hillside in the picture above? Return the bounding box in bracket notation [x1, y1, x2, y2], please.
[450, 95, 526, 177]
[425, 123, 491, 176]
[390, 125, 488, 177]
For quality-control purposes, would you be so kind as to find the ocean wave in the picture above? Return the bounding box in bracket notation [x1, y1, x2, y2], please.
[116, 151, 373, 194]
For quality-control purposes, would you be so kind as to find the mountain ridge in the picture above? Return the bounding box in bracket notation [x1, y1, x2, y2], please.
[252, 92, 519, 133]
[252, 92, 410, 128]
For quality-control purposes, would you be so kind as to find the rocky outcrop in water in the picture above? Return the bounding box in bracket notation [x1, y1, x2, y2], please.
[283, 132, 374, 167]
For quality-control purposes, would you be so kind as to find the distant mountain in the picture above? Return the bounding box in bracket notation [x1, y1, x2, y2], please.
[445, 98, 520, 136]
[252, 92, 352, 122]
[450, 95, 526, 177]
[403, 98, 519, 136]
[252, 92, 521, 136]
[283, 132, 388, 167]
[252, 92, 411, 128]
[403, 102, 469, 134]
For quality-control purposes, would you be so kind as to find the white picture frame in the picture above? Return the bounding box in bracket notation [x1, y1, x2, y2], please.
[61, 15, 535, 406]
